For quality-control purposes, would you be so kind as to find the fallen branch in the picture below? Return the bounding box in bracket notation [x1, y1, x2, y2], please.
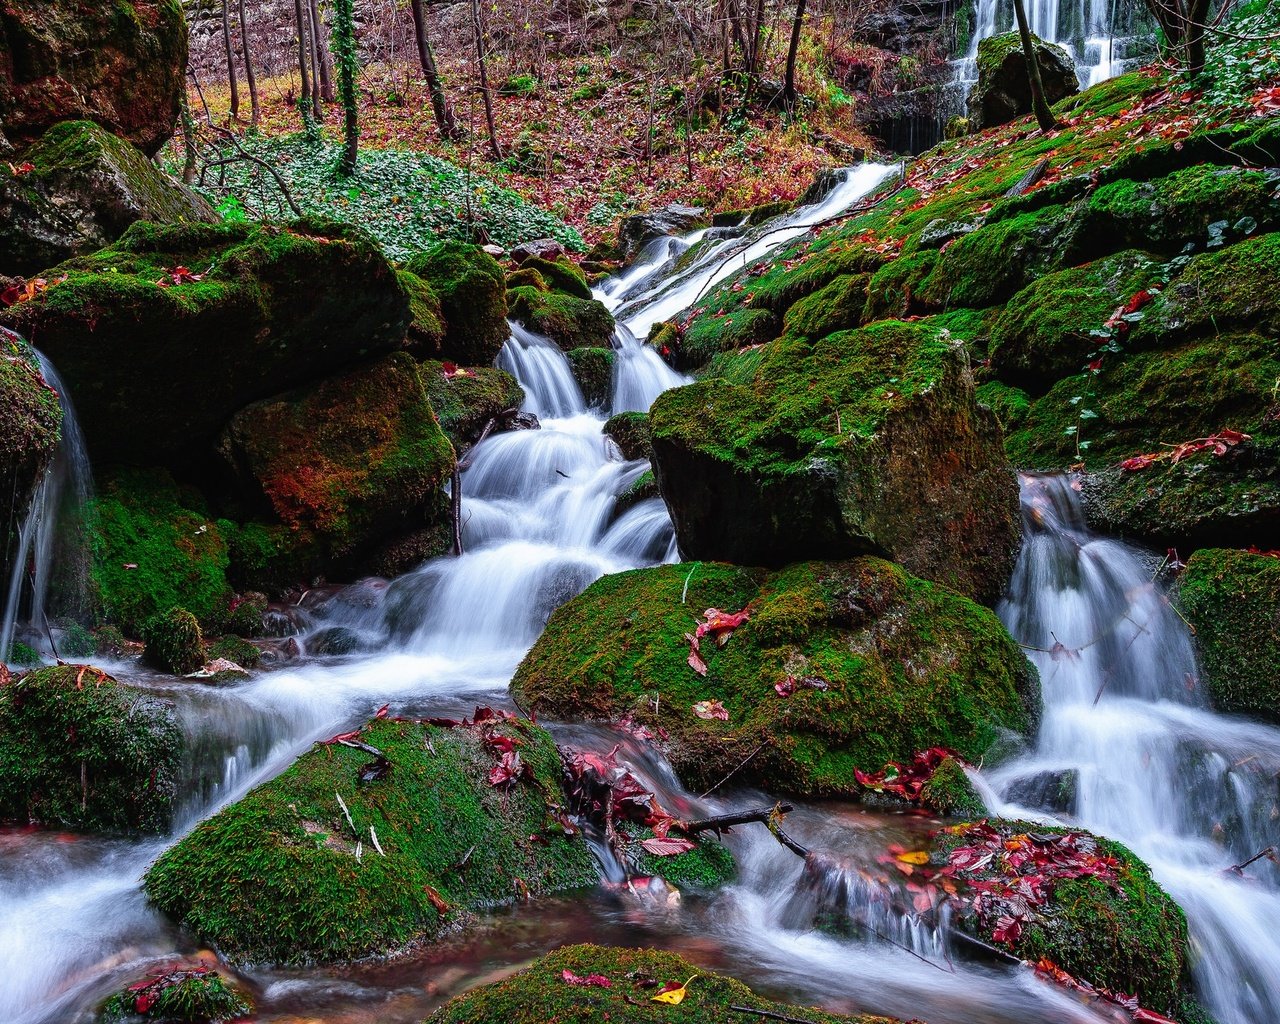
[698, 741, 765, 797]
[451, 466, 464, 556]
[767, 815, 810, 858]
[457, 416, 498, 470]
[680, 803, 794, 834]
[1228, 846, 1277, 875]
[1005, 158, 1050, 197]
[729, 1006, 812, 1024]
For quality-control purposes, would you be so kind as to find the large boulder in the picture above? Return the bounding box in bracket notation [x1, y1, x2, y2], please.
[404, 240, 509, 365]
[649, 321, 1021, 604]
[0, 220, 409, 465]
[1178, 548, 1280, 721]
[0, 120, 216, 278]
[0, 664, 183, 833]
[618, 203, 707, 261]
[144, 713, 599, 964]
[0, 335, 61, 560]
[0, 0, 187, 155]
[968, 31, 1079, 129]
[421, 358, 524, 449]
[511, 558, 1038, 798]
[217, 353, 456, 576]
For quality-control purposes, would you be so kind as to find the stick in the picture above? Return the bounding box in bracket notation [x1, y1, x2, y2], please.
[699, 742, 765, 797]
[680, 803, 793, 834]
[729, 1006, 813, 1024]
[868, 926, 954, 974]
[335, 791, 356, 835]
[767, 817, 810, 858]
[1228, 846, 1276, 875]
[457, 416, 498, 470]
[451, 466, 463, 556]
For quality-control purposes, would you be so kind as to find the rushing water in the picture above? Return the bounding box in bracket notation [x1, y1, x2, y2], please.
[3, 167, 1277, 1024]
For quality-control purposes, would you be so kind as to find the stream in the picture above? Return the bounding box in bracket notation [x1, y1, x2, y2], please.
[2, 164, 1278, 1024]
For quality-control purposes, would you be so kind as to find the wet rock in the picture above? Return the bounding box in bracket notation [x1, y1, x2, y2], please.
[567, 346, 614, 409]
[1178, 548, 1280, 721]
[404, 240, 509, 366]
[1002, 768, 1079, 815]
[0, 664, 182, 833]
[603, 410, 651, 461]
[425, 944, 900, 1024]
[421, 359, 524, 450]
[618, 203, 707, 261]
[511, 237, 566, 264]
[968, 31, 1079, 129]
[305, 626, 363, 657]
[0, 120, 217, 278]
[0, 0, 187, 155]
[508, 284, 614, 351]
[261, 603, 307, 637]
[0, 336, 61, 563]
[512, 558, 1038, 798]
[0, 220, 409, 466]
[144, 715, 599, 964]
[650, 321, 1021, 604]
[97, 962, 251, 1024]
[206, 634, 261, 670]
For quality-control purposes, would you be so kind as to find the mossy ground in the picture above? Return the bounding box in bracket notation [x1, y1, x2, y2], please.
[426, 944, 898, 1024]
[512, 559, 1035, 797]
[421, 361, 524, 449]
[567, 347, 615, 409]
[144, 716, 598, 964]
[0, 664, 182, 833]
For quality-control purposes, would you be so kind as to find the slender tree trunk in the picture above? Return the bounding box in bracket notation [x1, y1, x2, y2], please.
[783, 0, 808, 109]
[333, 0, 360, 174]
[304, 0, 324, 115]
[180, 88, 198, 184]
[311, 0, 336, 102]
[293, 0, 315, 127]
[409, 0, 460, 139]
[238, 0, 260, 126]
[1184, 0, 1212, 76]
[1012, 0, 1057, 132]
[470, 0, 502, 160]
[221, 0, 240, 120]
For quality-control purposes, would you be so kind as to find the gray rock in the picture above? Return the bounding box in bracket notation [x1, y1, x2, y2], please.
[618, 203, 707, 261]
[968, 32, 1079, 129]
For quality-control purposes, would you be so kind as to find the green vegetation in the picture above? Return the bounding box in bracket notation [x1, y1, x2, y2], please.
[0, 338, 62, 557]
[98, 969, 250, 1024]
[603, 411, 651, 460]
[406, 240, 510, 365]
[143, 607, 205, 675]
[421, 361, 524, 448]
[567, 347, 614, 408]
[919, 756, 986, 817]
[508, 285, 615, 351]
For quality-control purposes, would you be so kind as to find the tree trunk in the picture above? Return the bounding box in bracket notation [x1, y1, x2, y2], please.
[180, 88, 198, 184]
[783, 0, 808, 109]
[470, 0, 502, 160]
[221, 0, 240, 120]
[1012, 0, 1057, 132]
[409, 0, 460, 139]
[293, 0, 315, 127]
[333, 0, 360, 174]
[238, 0, 260, 126]
[311, 0, 336, 102]
[1184, 0, 1213, 76]
[305, 0, 324, 115]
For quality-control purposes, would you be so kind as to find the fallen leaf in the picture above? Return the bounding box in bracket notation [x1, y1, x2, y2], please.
[640, 836, 696, 856]
[562, 969, 613, 988]
[692, 699, 728, 721]
[651, 976, 698, 1004]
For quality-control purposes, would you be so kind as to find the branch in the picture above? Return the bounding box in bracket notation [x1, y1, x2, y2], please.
[679, 803, 795, 833]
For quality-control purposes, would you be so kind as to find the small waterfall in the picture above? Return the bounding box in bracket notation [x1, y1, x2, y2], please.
[497, 322, 588, 419]
[1, 347, 93, 663]
[988, 475, 1280, 1024]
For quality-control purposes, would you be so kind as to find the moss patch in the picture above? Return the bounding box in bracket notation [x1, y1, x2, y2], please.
[0, 338, 62, 558]
[508, 285, 615, 351]
[404, 240, 509, 365]
[421, 360, 524, 449]
[603, 410, 651, 460]
[567, 346, 614, 409]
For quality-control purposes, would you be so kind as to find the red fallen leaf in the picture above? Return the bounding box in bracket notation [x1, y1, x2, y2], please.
[562, 969, 613, 988]
[1086, 357, 1104, 372]
[692, 699, 728, 721]
[1133, 1010, 1180, 1023]
[685, 632, 708, 676]
[775, 675, 796, 697]
[441, 361, 475, 379]
[1119, 453, 1160, 472]
[135, 992, 156, 1013]
[640, 835, 696, 856]
[8, 161, 35, 176]
[1250, 86, 1280, 115]
[488, 749, 527, 786]
[856, 747, 959, 802]
[423, 883, 451, 915]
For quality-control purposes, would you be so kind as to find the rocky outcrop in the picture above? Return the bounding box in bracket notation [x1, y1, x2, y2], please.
[618, 203, 706, 260]
[0, 120, 217, 278]
[0, 335, 61, 561]
[0, 0, 188, 155]
[650, 321, 1021, 604]
[968, 31, 1079, 128]
[403, 240, 509, 365]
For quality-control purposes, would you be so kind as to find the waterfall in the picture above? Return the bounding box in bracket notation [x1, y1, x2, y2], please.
[1, 347, 93, 664]
[987, 475, 1280, 1024]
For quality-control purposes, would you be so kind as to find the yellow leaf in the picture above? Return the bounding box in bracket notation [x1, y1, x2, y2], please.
[896, 850, 930, 865]
[650, 975, 699, 1004]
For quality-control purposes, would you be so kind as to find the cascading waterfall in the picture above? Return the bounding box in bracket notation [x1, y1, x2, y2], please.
[986, 475, 1280, 1024]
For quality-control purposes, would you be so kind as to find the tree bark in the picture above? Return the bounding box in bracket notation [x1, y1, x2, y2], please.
[333, 0, 360, 174]
[237, 0, 260, 126]
[221, 0, 240, 120]
[1012, 0, 1057, 132]
[293, 0, 315, 127]
[311, 0, 336, 102]
[783, 0, 808, 109]
[409, 0, 460, 139]
[470, 0, 502, 160]
[305, 0, 324, 115]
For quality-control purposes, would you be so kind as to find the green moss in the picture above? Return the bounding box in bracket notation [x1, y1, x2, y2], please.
[144, 716, 598, 964]
[567, 346, 615, 409]
[779, 273, 871, 338]
[680, 307, 778, 369]
[84, 469, 232, 636]
[397, 268, 446, 353]
[617, 822, 736, 889]
[864, 253, 939, 322]
[615, 469, 658, 516]
[98, 969, 251, 1024]
[143, 607, 204, 675]
[426, 944, 895, 1024]
[206, 634, 261, 670]
[1178, 548, 1280, 720]
[0, 664, 182, 833]
[225, 592, 267, 637]
[421, 360, 524, 448]
[512, 558, 1036, 798]
[505, 266, 548, 291]
[919, 756, 986, 817]
[405, 240, 509, 365]
[975, 381, 1032, 434]
[521, 255, 592, 299]
[508, 285, 614, 351]
[603, 411, 651, 460]
[0, 341, 62, 557]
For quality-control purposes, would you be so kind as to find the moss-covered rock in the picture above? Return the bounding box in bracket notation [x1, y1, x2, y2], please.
[397, 268, 446, 354]
[614, 469, 658, 517]
[975, 381, 1032, 435]
[1178, 548, 1280, 720]
[679, 306, 779, 369]
[404, 240, 508, 365]
[0, 220, 409, 465]
[217, 353, 456, 576]
[0, 664, 182, 832]
[567, 346, 614, 409]
[650, 321, 1020, 604]
[919, 756, 986, 817]
[84, 469, 233, 635]
[206, 634, 261, 670]
[0, 0, 187, 155]
[508, 284, 615, 351]
[935, 820, 1190, 1015]
[144, 715, 599, 964]
[0, 335, 62, 562]
[421, 359, 524, 449]
[98, 964, 250, 1024]
[603, 410, 651, 460]
[426, 944, 898, 1024]
[521, 255, 593, 299]
[968, 32, 1079, 128]
[512, 558, 1037, 798]
[142, 607, 204, 674]
[0, 120, 217, 277]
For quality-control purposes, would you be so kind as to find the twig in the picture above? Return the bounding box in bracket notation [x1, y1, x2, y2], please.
[335, 791, 357, 837]
[1228, 846, 1276, 875]
[868, 926, 955, 975]
[203, 122, 303, 217]
[1093, 613, 1149, 705]
[681, 563, 698, 604]
[729, 1006, 812, 1023]
[680, 803, 794, 834]
[457, 416, 498, 470]
[698, 742, 766, 797]
[451, 466, 464, 556]
[766, 815, 810, 858]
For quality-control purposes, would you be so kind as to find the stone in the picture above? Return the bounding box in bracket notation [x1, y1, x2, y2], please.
[968, 31, 1079, 129]
[618, 203, 707, 261]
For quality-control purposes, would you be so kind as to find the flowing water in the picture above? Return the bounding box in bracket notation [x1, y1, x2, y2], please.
[1, 168, 1276, 1023]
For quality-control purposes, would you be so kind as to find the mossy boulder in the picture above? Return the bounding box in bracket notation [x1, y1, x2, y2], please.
[508, 284, 615, 351]
[397, 268, 446, 354]
[1178, 548, 1280, 720]
[426, 944, 899, 1024]
[404, 240, 508, 365]
[603, 410, 651, 460]
[0, 664, 182, 833]
[0, 220, 409, 465]
[975, 381, 1032, 435]
[968, 32, 1079, 129]
[144, 715, 599, 964]
[679, 306, 779, 369]
[421, 359, 524, 449]
[217, 353, 456, 576]
[919, 755, 986, 817]
[142, 606, 204, 675]
[512, 558, 1037, 798]
[935, 820, 1190, 1016]
[567, 346, 614, 409]
[84, 469, 233, 635]
[0, 336, 62, 561]
[521, 255, 593, 299]
[0, 0, 187, 155]
[649, 321, 1021, 604]
[98, 965, 251, 1024]
[0, 120, 217, 277]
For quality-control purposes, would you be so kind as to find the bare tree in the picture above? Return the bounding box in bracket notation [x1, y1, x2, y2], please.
[783, 0, 808, 109]
[470, 0, 502, 160]
[409, 0, 460, 139]
[311, 0, 336, 102]
[237, 0, 260, 126]
[1012, 0, 1057, 131]
[220, 0, 240, 119]
[333, 0, 360, 173]
[293, 0, 315, 127]
[1139, 0, 1215, 75]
